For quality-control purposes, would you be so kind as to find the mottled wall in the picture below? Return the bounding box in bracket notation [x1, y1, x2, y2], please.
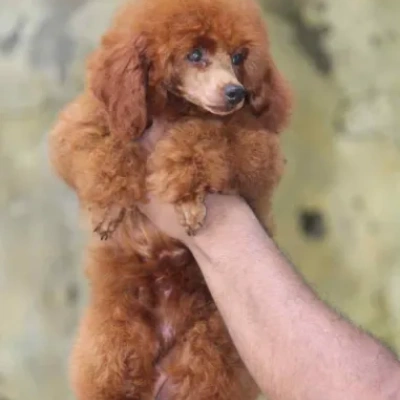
[0, 0, 399, 399]
[268, 0, 400, 350]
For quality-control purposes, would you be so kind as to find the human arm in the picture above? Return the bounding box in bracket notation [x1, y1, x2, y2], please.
[140, 194, 400, 400]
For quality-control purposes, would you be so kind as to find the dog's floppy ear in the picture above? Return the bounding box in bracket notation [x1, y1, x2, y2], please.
[88, 34, 149, 140]
[247, 60, 292, 134]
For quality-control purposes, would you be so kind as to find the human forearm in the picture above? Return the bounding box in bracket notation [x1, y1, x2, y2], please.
[185, 196, 400, 400]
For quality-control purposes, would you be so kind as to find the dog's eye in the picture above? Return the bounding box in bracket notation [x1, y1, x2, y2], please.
[187, 48, 204, 63]
[231, 52, 246, 66]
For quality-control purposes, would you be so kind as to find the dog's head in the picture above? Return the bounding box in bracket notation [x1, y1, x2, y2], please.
[88, 0, 292, 140]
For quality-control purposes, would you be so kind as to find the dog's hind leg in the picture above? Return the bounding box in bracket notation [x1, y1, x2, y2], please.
[70, 306, 159, 400]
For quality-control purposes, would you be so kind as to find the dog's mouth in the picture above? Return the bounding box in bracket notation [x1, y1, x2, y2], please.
[180, 91, 246, 116]
[203, 101, 245, 116]
[186, 84, 247, 116]
[164, 84, 246, 116]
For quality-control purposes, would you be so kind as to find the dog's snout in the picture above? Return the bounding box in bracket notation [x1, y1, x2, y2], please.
[224, 84, 246, 106]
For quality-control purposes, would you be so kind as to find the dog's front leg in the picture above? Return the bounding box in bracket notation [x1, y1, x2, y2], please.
[78, 135, 147, 240]
[147, 120, 231, 236]
[146, 159, 209, 236]
[174, 192, 207, 236]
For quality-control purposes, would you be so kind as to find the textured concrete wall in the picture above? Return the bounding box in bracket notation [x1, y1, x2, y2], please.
[267, 0, 400, 350]
[0, 1, 399, 399]
[0, 2, 123, 398]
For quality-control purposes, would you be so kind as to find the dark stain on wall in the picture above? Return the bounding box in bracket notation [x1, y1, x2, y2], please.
[299, 209, 326, 239]
[266, 0, 333, 75]
[28, 0, 87, 82]
[0, 18, 26, 54]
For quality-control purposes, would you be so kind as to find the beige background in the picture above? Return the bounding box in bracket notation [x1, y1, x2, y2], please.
[0, 0, 399, 399]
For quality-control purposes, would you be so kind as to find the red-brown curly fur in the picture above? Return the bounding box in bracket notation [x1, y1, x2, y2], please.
[49, 0, 292, 398]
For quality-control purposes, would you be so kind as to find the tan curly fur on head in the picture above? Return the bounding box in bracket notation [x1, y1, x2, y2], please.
[87, 0, 291, 141]
[48, 0, 292, 399]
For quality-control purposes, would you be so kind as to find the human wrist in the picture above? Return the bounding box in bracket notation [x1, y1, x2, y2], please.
[183, 194, 265, 260]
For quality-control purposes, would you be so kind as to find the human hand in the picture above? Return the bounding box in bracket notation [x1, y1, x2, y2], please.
[138, 195, 191, 242]
[139, 194, 250, 245]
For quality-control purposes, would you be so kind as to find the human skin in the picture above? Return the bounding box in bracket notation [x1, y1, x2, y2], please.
[140, 194, 400, 400]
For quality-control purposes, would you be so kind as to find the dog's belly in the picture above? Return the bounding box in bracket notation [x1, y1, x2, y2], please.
[135, 256, 258, 400]
[148, 264, 213, 398]
[153, 279, 212, 354]
[157, 287, 177, 347]
[127, 267, 259, 400]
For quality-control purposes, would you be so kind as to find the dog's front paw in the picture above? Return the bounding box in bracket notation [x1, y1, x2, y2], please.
[92, 206, 126, 240]
[175, 197, 206, 236]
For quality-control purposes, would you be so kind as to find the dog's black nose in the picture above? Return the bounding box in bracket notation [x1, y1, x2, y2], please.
[224, 84, 246, 106]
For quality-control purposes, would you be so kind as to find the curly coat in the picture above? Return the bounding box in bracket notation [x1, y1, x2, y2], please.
[49, 0, 292, 398]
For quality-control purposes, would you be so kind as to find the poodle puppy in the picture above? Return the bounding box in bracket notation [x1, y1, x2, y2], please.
[49, 0, 292, 398]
